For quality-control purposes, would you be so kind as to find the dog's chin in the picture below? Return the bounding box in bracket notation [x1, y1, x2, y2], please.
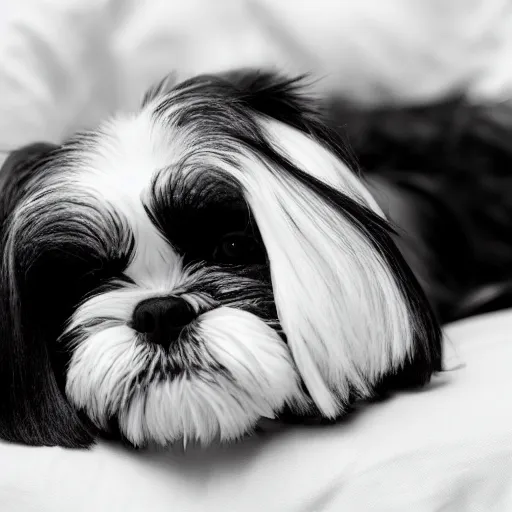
[65, 307, 309, 447]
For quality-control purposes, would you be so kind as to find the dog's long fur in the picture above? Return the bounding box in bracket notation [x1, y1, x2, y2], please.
[0, 70, 483, 449]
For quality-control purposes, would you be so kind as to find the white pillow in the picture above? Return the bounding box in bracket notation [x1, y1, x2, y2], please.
[1, 0, 511, 159]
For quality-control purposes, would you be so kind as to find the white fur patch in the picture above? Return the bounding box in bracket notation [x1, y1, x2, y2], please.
[66, 111, 184, 284]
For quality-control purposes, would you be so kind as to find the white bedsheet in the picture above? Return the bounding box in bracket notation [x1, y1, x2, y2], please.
[1, 310, 512, 512]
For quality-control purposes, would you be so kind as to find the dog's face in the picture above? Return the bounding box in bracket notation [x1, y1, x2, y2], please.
[0, 70, 442, 448]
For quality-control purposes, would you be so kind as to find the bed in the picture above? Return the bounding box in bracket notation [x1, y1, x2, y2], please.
[1, 310, 512, 511]
[1, 0, 512, 510]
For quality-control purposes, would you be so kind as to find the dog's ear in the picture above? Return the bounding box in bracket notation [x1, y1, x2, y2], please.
[237, 150, 443, 416]
[0, 144, 95, 447]
[209, 70, 443, 418]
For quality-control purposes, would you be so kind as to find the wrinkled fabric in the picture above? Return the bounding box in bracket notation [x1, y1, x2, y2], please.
[1, 310, 512, 512]
[0, 0, 511, 158]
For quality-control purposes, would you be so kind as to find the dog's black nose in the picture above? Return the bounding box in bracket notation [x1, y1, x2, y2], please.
[132, 296, 197, 347]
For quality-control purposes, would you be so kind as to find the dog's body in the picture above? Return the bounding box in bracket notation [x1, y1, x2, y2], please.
[327, 99, 512, 322]
[3, 70, 504, 450]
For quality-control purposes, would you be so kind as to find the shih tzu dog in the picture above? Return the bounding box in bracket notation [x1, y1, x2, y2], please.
[0, 69, 449, 449]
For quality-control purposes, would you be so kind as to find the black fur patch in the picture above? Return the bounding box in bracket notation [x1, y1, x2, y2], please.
[0, 145, 97, 447]
[327, 98, 512, 320]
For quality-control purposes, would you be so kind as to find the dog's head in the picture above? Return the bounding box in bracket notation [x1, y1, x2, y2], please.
[0, 70, 442, 448]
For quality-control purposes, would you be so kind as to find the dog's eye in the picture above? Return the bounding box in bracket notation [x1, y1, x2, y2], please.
[213, 232, 261, 264]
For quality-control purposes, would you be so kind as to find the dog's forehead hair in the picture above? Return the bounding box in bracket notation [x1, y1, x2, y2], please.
[68, 80, 253, 209]
[61, 96, 250, 286]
